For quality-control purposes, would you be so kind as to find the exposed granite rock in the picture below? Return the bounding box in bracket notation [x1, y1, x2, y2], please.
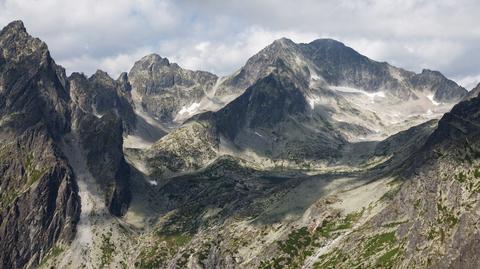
[128, 54, 218, 123]
[464, 82, 480, 100]
[0, 19, 477, 269]
[72, 109, 131, 216]
[217, 38, 467, 103]
[69, 70, 136, 133]
[309, 94, 480, 268]
[303, 39, 467, 101]
[0, 20, 80, 268]
[410, 69, 466, 102]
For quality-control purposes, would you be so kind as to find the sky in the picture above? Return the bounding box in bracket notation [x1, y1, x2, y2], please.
[1, 0, 480, 89]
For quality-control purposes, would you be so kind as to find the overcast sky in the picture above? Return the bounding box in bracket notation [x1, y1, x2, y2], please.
[1, 0, 480, 89]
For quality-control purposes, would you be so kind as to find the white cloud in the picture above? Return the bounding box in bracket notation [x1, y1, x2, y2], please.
[160, 27, 317, 75]
[1, 0, 480, 82]
[58, 47, 154, 78]
[454, 75, 480, 90]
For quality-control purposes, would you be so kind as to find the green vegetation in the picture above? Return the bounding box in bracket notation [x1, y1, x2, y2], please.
[452, 168, 480, 193]
[277, 227, 312, 257]
[314, 249, 346, 269]
[380, 186, 401, 201]
[362, 231, 396, 258]
[474, 167, 480, 178]
[383, 220, 409, 228]
[22, 151, 48, 188]
[376, 247, 401, 268]
[317, 210, 363, 238]
[135, 232, 192, 269]
[314, 230, 403, 269]
[0, 148, 50, 210]
[39, 245, 64, 267]
[455, 171, 467, 183]
[100, 231, 115, 268]
[436, 202, 459, 228]
[260, 210, 363, 269]
[0, 189, 20, 210]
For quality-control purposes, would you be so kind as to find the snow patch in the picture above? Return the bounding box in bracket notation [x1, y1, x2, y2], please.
[427, 94, 440, 106]
[91, 105, 102, 118]
[175, 102, 201, 122]
[332, 86, 385, 103]
[310, 73, 321, 81]
[255, 131, 263, 138]
[124, 135, 153, 149]
[306, 95, 321, 109]
[147, 179, 158, 186]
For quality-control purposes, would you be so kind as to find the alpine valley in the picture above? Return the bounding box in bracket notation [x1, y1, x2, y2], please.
[1, 20, 480, 269]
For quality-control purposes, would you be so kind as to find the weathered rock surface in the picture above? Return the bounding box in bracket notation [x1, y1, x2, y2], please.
[0, 20, 132, 268]
[0, 20, 80, 268]
[128, 54, 218, 124]
[1, 19, 477, 269]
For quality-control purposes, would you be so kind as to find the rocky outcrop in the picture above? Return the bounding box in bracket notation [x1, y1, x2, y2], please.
[0, 19, 476, 269]
[128, 54, 218, 124]
[302, 39, 467, 101]
[217, 38, 467, 103]
[72, 110, 131, 216]
[68, 71, 134, 216]
[0, 20, 134, 268]
[464, 82, 480, 100]
[69, 70, 136, 133]
[0, 21, 80, 268]
[309, 92, 480, 268]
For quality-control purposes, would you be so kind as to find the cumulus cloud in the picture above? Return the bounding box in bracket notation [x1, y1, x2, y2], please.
[1, 0, 480, 88]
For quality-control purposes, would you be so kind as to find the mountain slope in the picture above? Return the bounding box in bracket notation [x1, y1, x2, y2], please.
[0, 20, 80, 268]
[307, 91, 480, 268]
[142, 39, 466, 179]
[1, 19, 476, 269]
[128, 54, 218, 125]
[0, 21, 135, 268]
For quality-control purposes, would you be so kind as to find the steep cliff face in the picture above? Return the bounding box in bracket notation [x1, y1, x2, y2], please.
[1, 19, 477, 269]
[465, 82, 480, 100]
[304, 94, 480, 268]
[0, 21, 80, 268]
[0, 20, 134, 268]
[69, 70, 136, 133]
[128, 54, 218, 124]
[72, 110, 131, 216]
[68, 71, 134, 216]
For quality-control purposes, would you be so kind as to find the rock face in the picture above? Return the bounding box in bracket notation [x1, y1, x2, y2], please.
[144, 39, 466, 179]
[310, 92, 480, 268]
[0, 21, 80, 268]
[0, 21, 132, 268]
[1, 20, 477, 269]
[216, 38, 467, 101]
[465, 82, 480, 100]
[68, 71, 133, 216]
[128, 54, 218, 124]
[69, 70, 136, 132]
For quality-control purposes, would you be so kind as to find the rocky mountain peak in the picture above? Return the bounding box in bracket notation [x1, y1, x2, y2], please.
[270, 37, 296, 48]
[308, 38, 346, 48]
[140, 53, 170, 66]
[465, 82, 480, 100]
[421, 68, 442, 75]
[0, 19, 48, 62]
[117, 72, 131, 92]
[2, 20, 27, 33]
[93, 69, 110, 77]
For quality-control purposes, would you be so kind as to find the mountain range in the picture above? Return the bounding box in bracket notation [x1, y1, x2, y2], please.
[1, 20, 480, 269]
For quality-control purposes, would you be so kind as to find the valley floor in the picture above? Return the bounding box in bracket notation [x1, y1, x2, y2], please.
[39, 142, 401, 268]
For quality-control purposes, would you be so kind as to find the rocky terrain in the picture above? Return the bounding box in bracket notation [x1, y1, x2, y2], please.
[1, 19, 479, 269]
